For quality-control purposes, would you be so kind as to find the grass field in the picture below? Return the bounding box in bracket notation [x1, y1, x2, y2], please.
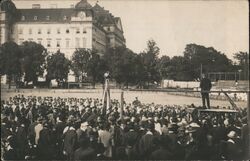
[1, 89, 247, 108]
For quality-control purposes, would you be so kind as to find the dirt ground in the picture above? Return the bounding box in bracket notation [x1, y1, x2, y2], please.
[1, 89, 247, 108]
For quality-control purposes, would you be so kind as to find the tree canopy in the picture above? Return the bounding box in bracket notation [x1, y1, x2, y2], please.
[46, 50, 71, 86]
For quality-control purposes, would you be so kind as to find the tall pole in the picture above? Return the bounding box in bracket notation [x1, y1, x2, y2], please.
[120, 90, 124, 120]
[200, 64, 203, 79]
[247, 91, 250, 158]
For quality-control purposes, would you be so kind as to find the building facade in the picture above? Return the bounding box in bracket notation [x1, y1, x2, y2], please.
[0, 0, 126, 59]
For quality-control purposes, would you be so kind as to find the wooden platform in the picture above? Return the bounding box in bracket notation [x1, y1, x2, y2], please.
[198, 108, 238, 113]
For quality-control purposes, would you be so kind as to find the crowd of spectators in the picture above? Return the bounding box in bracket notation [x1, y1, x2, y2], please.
[1, 95, 249, 160]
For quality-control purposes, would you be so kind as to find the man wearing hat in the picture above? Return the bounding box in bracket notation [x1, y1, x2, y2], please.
[63, 116, 77, 160]
[223, 131, 243, 160]
[138, 121, 157, 159]
[37, 121, 53, 159]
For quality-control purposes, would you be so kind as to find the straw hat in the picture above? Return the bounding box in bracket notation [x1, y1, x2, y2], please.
[227, 131, 237, 138]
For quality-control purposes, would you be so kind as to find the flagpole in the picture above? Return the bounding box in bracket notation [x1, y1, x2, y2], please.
[102, 72, 110, 116]
[120, 90, 124, 120]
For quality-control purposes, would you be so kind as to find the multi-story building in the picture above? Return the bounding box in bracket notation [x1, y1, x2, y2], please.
[0, 0, 126, 59]
[0, 0, 125, 84]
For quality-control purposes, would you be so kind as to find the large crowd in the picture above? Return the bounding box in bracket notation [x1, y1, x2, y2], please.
[1, 95, 249, 160]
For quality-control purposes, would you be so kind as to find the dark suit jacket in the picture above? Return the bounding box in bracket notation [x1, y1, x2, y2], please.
[74, 147, 96, 160]
[63, 129, 77, 156]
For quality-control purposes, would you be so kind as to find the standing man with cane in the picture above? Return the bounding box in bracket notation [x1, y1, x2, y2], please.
[200, 73, 212, 109]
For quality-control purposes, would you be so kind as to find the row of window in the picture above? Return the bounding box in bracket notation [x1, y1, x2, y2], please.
[18, 28, 87, 34]
[22, 15, 68, 21]
[31, 4, 74, 9]
[19, 38, 87, 48]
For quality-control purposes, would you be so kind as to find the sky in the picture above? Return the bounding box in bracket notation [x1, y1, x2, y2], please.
[89, 0, 249, 60]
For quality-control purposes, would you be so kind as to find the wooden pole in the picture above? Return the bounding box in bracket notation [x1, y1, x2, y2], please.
[247, 91, 250, 158]
[120, 90, 124, 120]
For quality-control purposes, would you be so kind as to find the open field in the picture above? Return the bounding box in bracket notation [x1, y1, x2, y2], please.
[1, 89, 247, 108]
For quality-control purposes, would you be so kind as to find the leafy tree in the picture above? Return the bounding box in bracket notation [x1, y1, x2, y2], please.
[140, 39, 161, 86]
[183, 44, 233, 80]
[157, 55, 171, 79]
[71, 49, 107, 88]
[103, 47, 140, 88]
[46, 50, 71, 87]
[233, 52, 249, 80]
[71, 49, 91, 81]
[0, 41, 22, 88]
[167, 56, 193, 81]
[19, 41, 47, 85]
[87, 51, 107, 88]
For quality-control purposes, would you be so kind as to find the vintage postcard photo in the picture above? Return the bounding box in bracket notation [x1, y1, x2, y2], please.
[0, 0, 249, 160]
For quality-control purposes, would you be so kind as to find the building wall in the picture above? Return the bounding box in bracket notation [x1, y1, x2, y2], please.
[12, 22, 93, 59]
[0, 11, 8, 45]
[92, 25, 106, 53]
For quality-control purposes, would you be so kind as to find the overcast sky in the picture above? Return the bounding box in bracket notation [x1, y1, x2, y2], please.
[89, 0, 249, 60]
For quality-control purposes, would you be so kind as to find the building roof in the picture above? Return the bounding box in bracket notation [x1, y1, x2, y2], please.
[18, 9, 76, 22]
[13, 0, 124, 33]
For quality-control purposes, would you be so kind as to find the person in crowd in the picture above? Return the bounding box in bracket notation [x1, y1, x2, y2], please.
[200, 73, 212, 108]
[15, 120, 29, 159]
[98, 123, 112, 158]
[150, 135, 173, 160]
[63, 116, 77, 160]
[37, 121, 53, 159]
[74, 137, 96, 160]
[0, 95, 247, 160]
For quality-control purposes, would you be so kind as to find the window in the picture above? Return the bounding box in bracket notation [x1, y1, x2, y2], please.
[107, 27, 110, 31]
[57, 28, 60, 34]
[38, 40, 42, 44]
[66, 40, 70, 48]
[47, 29, 51, 34]
[56, 40, 60, 47]
[29, 28, 32, 34]
[28, 38, 33, 41]
[21, 16, 25, 21]
[46, 16, 50, 20]
[75, 38, 80, 48]
[32, 4, 41, 9]
[47, 41, 51, 47]
[66, 29, 69, 34]
[34, 16, 38, 20]
[83, 28, 87, 33]
[18, 28, 23, 34]
[76, 28, 80, 34]
[38, 29, 41, 34]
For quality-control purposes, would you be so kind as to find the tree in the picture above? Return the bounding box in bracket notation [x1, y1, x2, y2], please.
[233, 52, 249, 80]
[157, 55, 171, 79]
[87, 51, 107, 88]
[19, 41, 47, 86]
[103, 47, 139, 88]
[0, 41, 22, 88]
[71, 49, 92, 81]
[183, 44, 233, 80]
[46, 50, 71, 87]
[167, 56, 193, 81]
[140, 39, 161, 86]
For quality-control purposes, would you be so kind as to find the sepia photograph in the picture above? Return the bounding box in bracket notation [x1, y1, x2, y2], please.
[0, 0, 249, 160]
